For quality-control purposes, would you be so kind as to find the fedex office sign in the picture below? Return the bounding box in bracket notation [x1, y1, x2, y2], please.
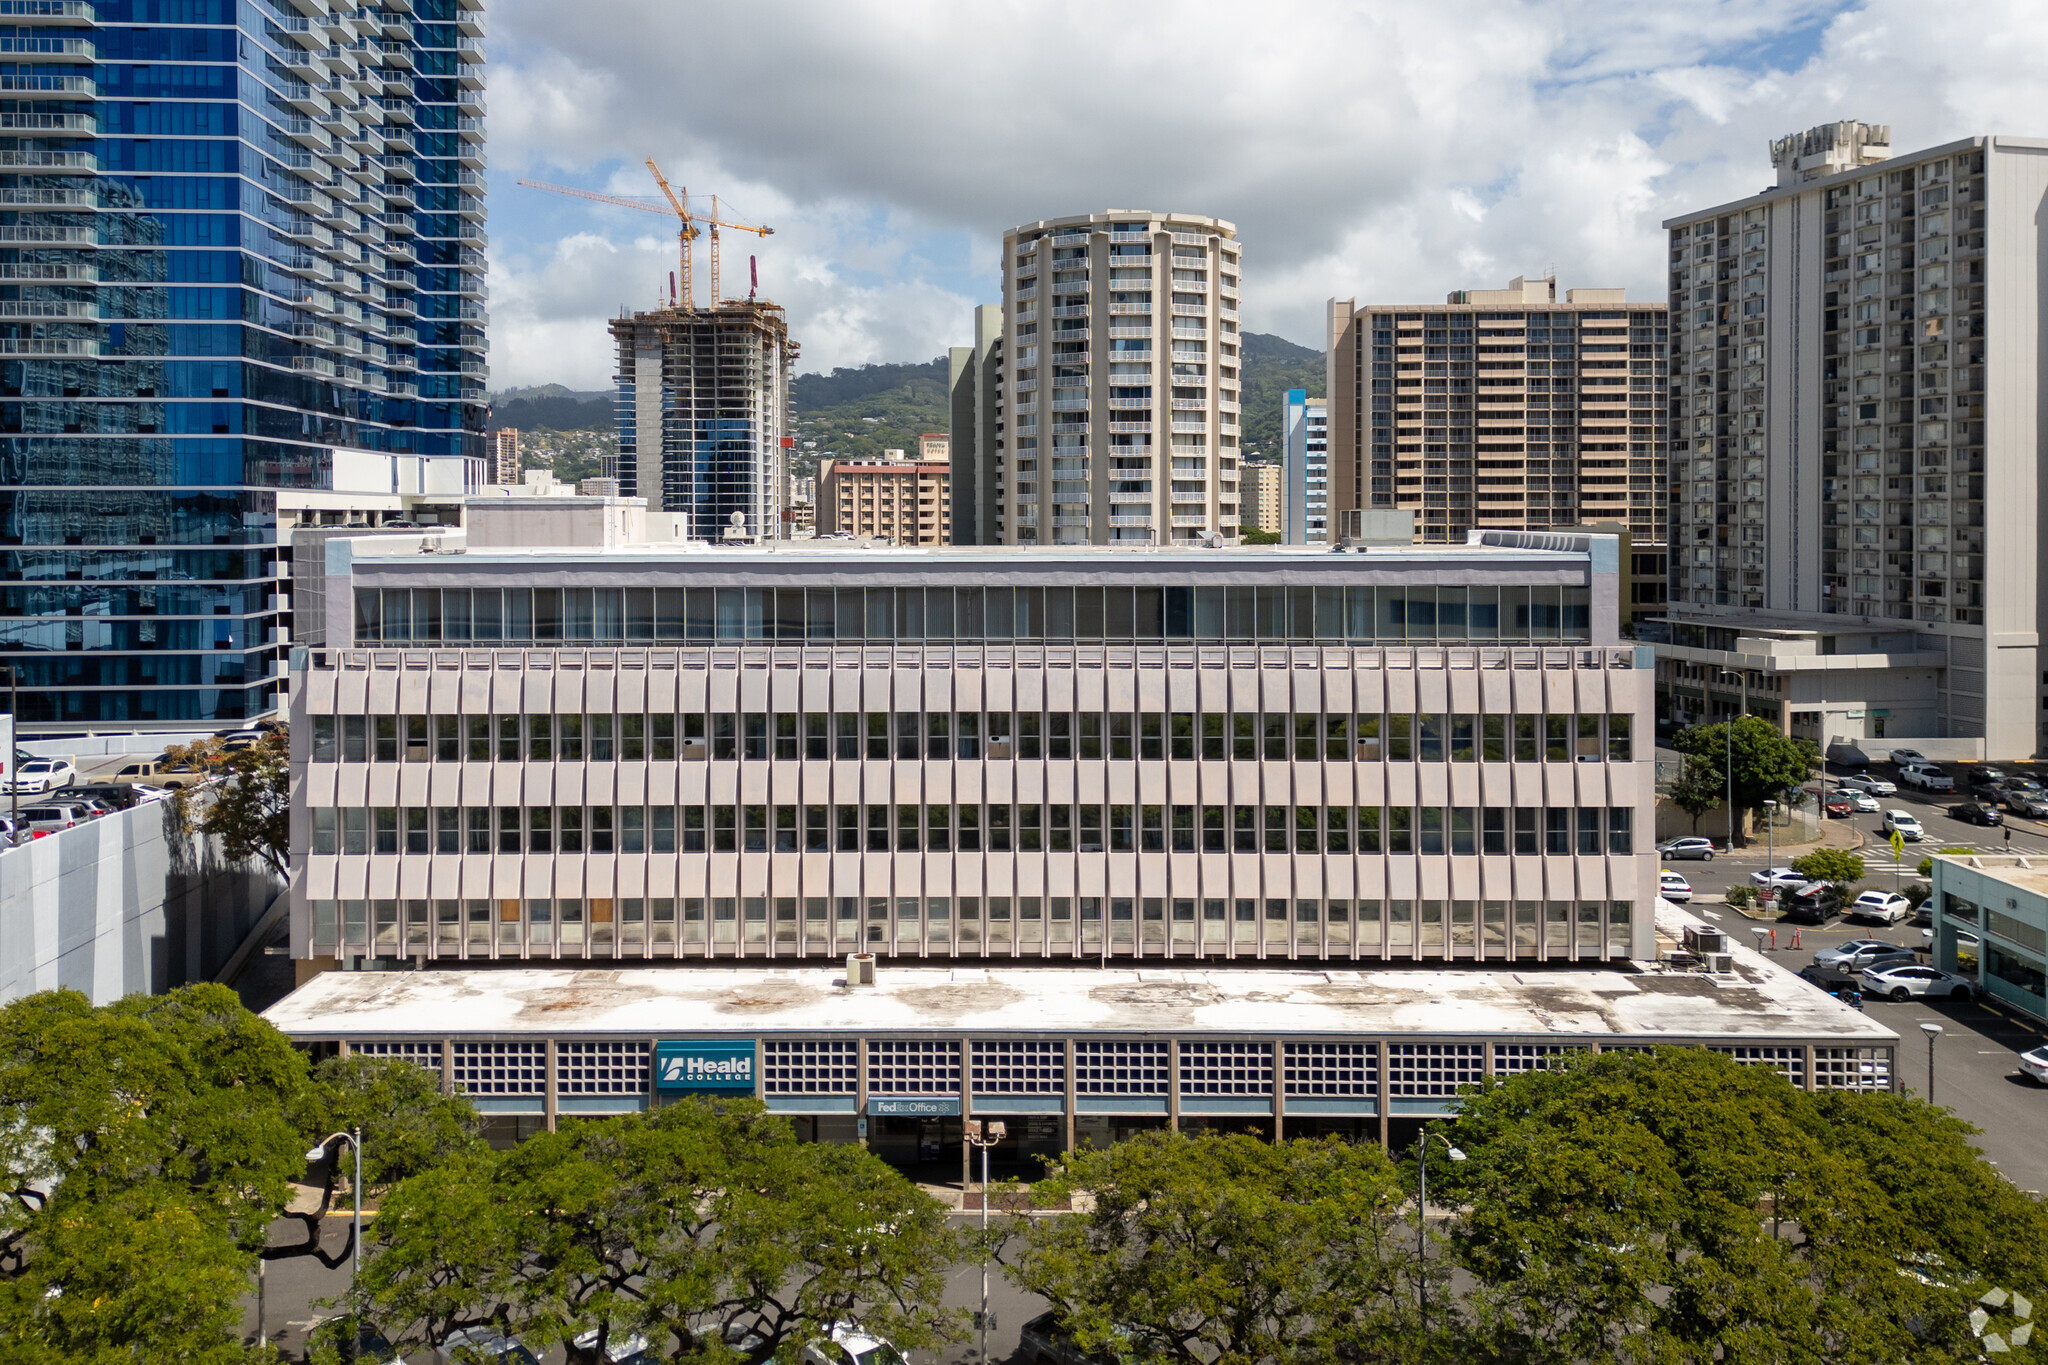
[654, 1041, 756, 1093]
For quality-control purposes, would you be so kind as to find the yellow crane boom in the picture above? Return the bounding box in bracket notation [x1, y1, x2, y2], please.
[518, 161, 772, 310]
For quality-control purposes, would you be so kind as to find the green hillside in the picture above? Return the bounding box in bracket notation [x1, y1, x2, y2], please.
[491, 330, 1327, 483]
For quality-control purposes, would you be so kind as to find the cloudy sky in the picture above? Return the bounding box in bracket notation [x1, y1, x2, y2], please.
[483, 0, 2048, 390]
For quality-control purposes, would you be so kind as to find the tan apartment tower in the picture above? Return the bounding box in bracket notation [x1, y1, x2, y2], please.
[1241, 461, 1282, 534]
[491, 428, 521, 486]
[988, 211, 1243, 545]
[609, 300, 796, 540]
[821, 457, 951, 543]
[1326, 277, 1668, 549]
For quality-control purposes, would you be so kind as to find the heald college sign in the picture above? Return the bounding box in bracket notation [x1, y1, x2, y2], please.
[654, 1040, 756, 1093]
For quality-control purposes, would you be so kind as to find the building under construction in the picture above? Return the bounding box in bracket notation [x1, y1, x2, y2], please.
[609, 300, 797, 542]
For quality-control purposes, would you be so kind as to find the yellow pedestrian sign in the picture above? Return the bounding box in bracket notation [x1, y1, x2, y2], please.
[1890, 829, 1906, 858]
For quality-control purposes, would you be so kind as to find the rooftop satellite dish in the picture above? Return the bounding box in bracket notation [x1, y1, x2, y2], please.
[729, 511, 745, 527]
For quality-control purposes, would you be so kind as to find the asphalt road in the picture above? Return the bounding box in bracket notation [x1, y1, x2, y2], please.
[1664, 761, 2048, 1194]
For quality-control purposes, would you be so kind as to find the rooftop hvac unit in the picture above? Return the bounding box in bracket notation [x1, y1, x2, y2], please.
[1703, 952, 1734, 974]
[1684, 925, 1729, 956]
[845, 952, 876, 987]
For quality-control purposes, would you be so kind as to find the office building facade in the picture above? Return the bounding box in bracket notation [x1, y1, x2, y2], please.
[610, 301, 795, 542]
[0, 0, 487, 725]
[819, 457, 950, 544]
[1284, 390, 1328, 543]
[1325, 278, 1667, 548]
[289, 534, 1655, 969]
[979, 211, 1243, 547]
[1661, 123, 2048, 756]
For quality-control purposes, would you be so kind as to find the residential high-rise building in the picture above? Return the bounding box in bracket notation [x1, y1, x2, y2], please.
[978, 211, 1244, 546]
[1284, 390, 1329, 543]
[947, 304, 1002, 544]
[1325, 278, 1667, 548]
[0, 0, 488, 725]
[820, 457, 950, 543]
[1656, 124, 2048, 757]
[492, 429, 522, 486]
[1241, 462, 1282, 534]
[611, 301, 795, 542]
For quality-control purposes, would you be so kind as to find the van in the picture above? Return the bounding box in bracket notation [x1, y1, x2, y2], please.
[1826, 742, 1871, 769]
[16, 803, 91, 835]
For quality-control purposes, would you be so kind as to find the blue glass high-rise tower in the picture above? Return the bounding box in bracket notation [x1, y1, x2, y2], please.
[0, 0, 486, 725]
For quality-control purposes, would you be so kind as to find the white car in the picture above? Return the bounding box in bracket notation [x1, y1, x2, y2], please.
[1860, 963, 1976, 1001]
[4, 758, 75, 795]
[802, 1323, 908, 1365]
[1659, 871, 1693, 904]
[129, 784, 174, 803]
[2020, 1045, 2048, 1086]
[1848, 890, 1912, 925]
[1840, 774, 1897, 797]
[1920, 926, 1982, 953]
[1881, 810, 1925, 840]
[1750, 866, 1810, 891]
[1886, 748, 1929, 766]
[1841, 790, 1880, 812]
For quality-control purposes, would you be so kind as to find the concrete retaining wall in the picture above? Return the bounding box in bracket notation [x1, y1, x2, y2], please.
[0, 799, 285, 1005]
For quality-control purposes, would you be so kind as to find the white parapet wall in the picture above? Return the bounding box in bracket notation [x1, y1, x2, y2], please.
[0, 800, 285, 1005]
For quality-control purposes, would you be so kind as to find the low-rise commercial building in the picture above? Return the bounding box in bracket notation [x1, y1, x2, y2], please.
[1929, 853, 2048, 1023]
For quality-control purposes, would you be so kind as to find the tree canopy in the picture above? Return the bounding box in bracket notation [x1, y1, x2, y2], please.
[1006, 1130, 1432, 1365]
[1672, 717, 1819, 837]
[163, 728, 291, 878]
[1791, 847, 1867, 891]
[1436, 1047, 2048, 1364]
[343, 1098, 964, 1364]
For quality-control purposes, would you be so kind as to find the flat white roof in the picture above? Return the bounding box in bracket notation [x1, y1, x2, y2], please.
[264, 907, 1896, 1048]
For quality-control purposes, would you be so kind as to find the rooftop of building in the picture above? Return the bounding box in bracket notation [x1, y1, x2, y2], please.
[1660, 127, 2023, 228]
[264, 906, 1892, 1047]
[1930, 852, 2048, 900]
[1007, 210, 1237, 238]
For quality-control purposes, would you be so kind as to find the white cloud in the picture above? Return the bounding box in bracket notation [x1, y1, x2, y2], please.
[479, 0, 2048, 385]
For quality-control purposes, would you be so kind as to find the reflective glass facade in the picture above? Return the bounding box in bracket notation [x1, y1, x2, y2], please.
[0, 0, 486, 723]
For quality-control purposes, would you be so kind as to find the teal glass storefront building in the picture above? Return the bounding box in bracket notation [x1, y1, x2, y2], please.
[1929, 854, 2048, 1023]
[0, 0, 485, 723]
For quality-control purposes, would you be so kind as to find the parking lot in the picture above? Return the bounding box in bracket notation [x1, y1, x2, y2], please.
[1660, 757, 2048, 1194]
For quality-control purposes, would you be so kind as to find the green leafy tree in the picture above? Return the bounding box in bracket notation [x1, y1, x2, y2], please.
[345, 1098, 964, 1364]
[1668, 753, 1726, 837]
[1437, 1047, 2048, 1365]
[1005, 1130, 1432, 1365]
[1239, 528, 1283, 546]
[1790, 848, 1867, 893]
[1672, 717, 1818, 843]
[163, 728, 290, 878]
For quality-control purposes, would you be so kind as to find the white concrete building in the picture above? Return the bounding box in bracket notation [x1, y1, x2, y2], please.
[290, 533, 1655, 972]
[1662, 123, 2048, 757]
[1285, 391, 1329, 543]
[977, 212, 1244, 546]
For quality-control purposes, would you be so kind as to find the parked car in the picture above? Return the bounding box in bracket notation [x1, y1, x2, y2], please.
[436, 1328, 540, 1365]
[130, 783, 174, 803]
[1797, 966, 1866, 1004]
[3, 758, 75, 795]
[1656, 837, 1716, 862]
[1751, 866, 1811, 891]
[570, 1328, 651, 1365]
[1948, 801, 2003, 827]
[1920, 926, 1982, 954]
[1847, 890, 1913, 925]
[2019, 1045, 2048, 1086]
[1781, 882, 1845, 924]
[1969, 767, 2013, 792]
[1658, 871, 1693, 903]
[1840, 774, 1896, 797]
[1827, 742, 1872, 769]
[1860, 963, 1977, 1001]
[15, 802, 91, 835]
[2003, 790, 2048, 818]
[1019, 1312, 1126, 1365]
[65, 795, 115, 820]
[54, 782, 141, 812]
[100, 756, 170, 787]
[1886, 747, 1929, 767]
[1881, 810, 1925, 840]
[1898, 764, 1956, 793]
[801, 1322, 909, 1365]
[1842, 789, 1879, 812]
[1813, 938, 1917, 971]
[1823, 793, 1855, 818]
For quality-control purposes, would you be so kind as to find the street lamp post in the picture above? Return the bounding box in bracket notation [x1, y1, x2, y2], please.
[1919, 1022, 1943, 1105]
[307, 1128, 365, 1302]
[965, 1119, 1006, 1363]
[1416, 1130, 1466, 1335]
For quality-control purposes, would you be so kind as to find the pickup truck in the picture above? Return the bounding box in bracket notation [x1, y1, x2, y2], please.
[1897, 763, 1955, 793]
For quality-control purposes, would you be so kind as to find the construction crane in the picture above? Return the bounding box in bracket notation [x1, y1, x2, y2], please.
[517, 159, 772, 310]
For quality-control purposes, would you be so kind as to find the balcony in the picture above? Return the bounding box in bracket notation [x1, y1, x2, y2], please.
[0, 0, 95, 21]
[0, 223, 93, 245]
[1051, 304, 1089, 319]
[0, 300, 92, 319]
[0, 33, 90, 58]
[0, 149, 93, 172]
[0, 71, 94, 98]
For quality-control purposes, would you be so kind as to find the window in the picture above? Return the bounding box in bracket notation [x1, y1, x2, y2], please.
[805, 804, 828, 853]
[713, 805, 737, 853]
[341, 715, 367, 762]
[1387, 713, 1413, 762]
[1171, 804, 1194, 852]
[775, 713, 799, 761]
[527, 806, 551, 854]
[1141, 713, 1164, 760]
[1355, 713, 1381, 761]
[527, 714, 551, 762]
[1608, 714, 1632, 761]
[775, 805, 798, 854]
[1019, 804, 1043, 852]
[1545, 715, 1569, 762]
[467, 715, 490, 762]
[374, 715, 398, 762]
[1607, 807, 1632, 855]
[744, 804, 769, 853]
[312, 716, 337, 762]
[1514, 715, 1538, 762]
[435, 715, 460, 762]
[1450, 714, 1476, 762]
[405, 807, 428, 855]
[1482, 715, 1506, 761]
[1141, 804, 1164, 852]
[1545, 808, 1570, 855]
[1417, 714, 1442, 762]
[745, 713, 769, 761]
[898, 803, 921, 852]
[558, 714, 583, 762]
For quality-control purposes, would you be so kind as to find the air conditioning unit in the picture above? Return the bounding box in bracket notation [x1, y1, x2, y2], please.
[1703, 951, 1734, 974]
[845, 952, 876, 987]
[1684, 925, 1729, 956]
